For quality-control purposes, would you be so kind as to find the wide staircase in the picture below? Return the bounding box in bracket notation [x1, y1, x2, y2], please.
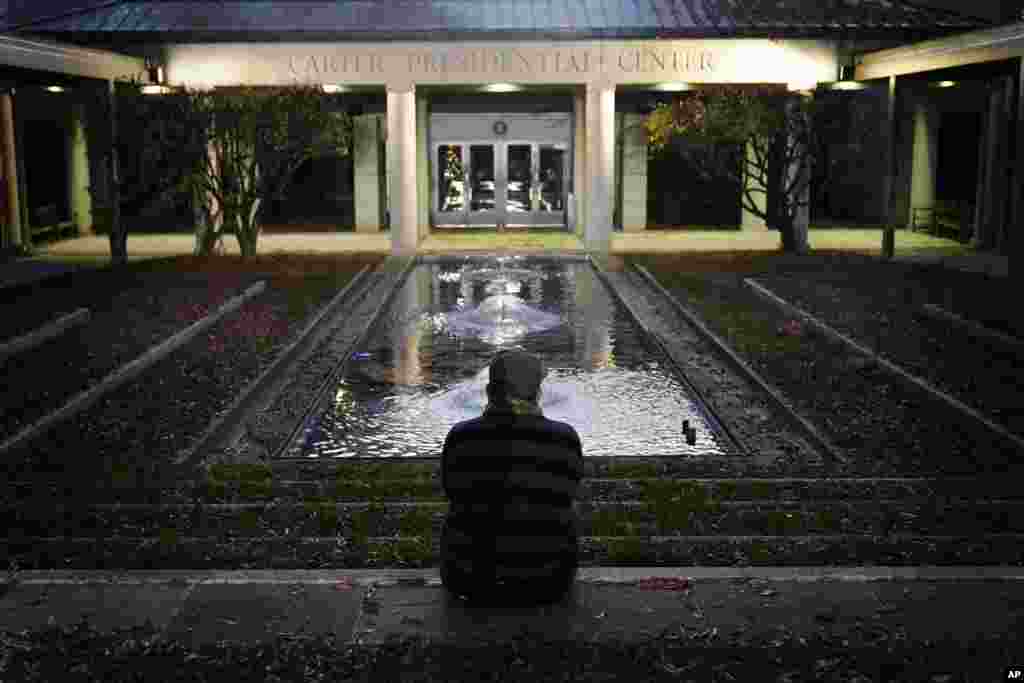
[3, 457, 1022, 570]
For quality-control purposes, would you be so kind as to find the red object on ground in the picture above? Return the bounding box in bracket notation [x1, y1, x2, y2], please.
[778, 320, 803, 337]
[636, 577, 691, 591]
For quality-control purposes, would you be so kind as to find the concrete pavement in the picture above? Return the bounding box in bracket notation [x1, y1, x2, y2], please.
[0, 233, 1007, 299]
[2, 568, 1022, 650]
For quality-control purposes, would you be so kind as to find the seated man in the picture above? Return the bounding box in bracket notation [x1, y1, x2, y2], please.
[440, 350, 584, 606]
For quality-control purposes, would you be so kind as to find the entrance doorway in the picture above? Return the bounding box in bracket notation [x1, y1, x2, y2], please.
[434, 142, 568, 228]
[430, 110, 573, 230]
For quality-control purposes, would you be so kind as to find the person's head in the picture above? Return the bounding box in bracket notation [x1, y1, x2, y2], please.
[485, 350, 544, 415]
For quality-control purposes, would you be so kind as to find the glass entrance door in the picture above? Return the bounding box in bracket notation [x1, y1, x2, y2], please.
[504, 144, 533, 227]
[504, 143, 569, 227]
[535, 144, 569, 227]
[432, 142, 569, 228]
[467, 145, 498, 226]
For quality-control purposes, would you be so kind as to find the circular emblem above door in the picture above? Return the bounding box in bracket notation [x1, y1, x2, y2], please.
[493, 120, 508, 136]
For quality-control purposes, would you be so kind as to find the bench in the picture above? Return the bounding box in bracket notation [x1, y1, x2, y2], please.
[911, 202, 972, 242]
[29, 204, 78, 241]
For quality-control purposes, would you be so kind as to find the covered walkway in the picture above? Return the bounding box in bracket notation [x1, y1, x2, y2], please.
[17, 228, 1006, 278]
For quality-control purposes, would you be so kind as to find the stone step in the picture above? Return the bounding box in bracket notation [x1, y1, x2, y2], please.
[4, 500, 1023, 538]
[267, 457, 802, 480]
[2, 534, 1022, 570]
[4, 474, 1021, 505]
[201, 476, 1024, 504]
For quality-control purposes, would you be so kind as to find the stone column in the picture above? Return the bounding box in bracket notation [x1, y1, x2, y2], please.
[387, 85, 419, 255]
[741, 141, 768, 230]
[585, 83, 615, 254]
[907, 93, 939, 229]
[416, 95, 430, 240]
[620, 112, 648, 232]
[573, 89, 586, 237]
[68, 100, 93, 236]
[1010, 58, 1024, 288]
[996, 76, 1015, 252]
[881, 76, 897, 259]
[973, 80, 1011, 250]
[353, 113, 382, 233]
[1, 90, 22, 248]
[14, 92, 29, 246]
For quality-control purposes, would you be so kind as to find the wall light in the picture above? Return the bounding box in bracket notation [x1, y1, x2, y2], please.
[147, 65, 165, 86]
[44, 85, 65, 93]
[933, 80, 957, 88]
[482, 83, 523, 93]
[829, 81, 867, 91]
[322, 84, 348, 93]
[787, 81, 818, 93]
[653, 82, 691, 92]
[141, 85, 173, 95]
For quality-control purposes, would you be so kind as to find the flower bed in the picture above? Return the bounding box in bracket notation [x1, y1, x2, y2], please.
[632, 252, 1023, 477]
[0, 265, 264, 440]
[3, 254, 380, 489]
[752, 273, 1023, 441]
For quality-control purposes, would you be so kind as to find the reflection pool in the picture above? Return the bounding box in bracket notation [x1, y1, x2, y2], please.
[287, 256, 730, 458]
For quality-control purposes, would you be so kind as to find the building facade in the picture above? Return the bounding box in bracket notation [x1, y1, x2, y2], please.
[0, 1, 1000, 256]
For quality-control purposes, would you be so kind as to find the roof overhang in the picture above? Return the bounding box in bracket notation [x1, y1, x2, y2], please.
[856, 20, 1024, 80]
[0, 33, 145, 81]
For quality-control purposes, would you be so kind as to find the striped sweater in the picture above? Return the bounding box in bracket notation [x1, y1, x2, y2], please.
[441, 411, 584, 584]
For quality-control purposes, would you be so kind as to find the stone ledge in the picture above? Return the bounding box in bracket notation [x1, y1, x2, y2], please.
[227, 258, 414, 463]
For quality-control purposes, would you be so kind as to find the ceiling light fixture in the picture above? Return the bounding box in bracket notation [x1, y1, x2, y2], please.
[787, 81, 818, 93]
[483, 83, 523, 93]
[653, 82, 691, 92]
[830, 81, 867, 91]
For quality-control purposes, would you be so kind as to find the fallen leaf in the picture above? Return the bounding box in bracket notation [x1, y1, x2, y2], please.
[218, 617, 238, 626]
[760, 589, 777, 597]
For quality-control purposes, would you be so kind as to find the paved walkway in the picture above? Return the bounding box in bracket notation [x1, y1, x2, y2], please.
[2, 231, 1009, 293]
[2, 568, 1022, 650]
[895, 249, 1009, 278]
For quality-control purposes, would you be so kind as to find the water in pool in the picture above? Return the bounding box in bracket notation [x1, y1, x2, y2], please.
[289, 256, 729, 458]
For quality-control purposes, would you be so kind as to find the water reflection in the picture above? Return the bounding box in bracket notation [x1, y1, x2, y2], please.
[292, 257, 726, 458]
[445, 294, 563, 344]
